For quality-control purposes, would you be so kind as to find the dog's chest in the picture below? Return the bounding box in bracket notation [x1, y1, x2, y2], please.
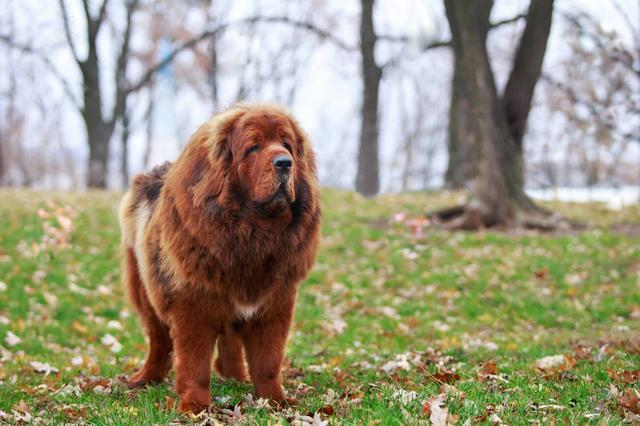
[233, 300, 263, 320]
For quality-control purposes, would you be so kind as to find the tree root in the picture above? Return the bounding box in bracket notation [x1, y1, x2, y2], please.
[428, 203, 585, 232]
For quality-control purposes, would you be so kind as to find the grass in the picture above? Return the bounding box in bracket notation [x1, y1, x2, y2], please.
[0, 188, 638, 424]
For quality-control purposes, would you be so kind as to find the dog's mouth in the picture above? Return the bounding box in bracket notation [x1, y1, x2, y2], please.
[254, 184, 292, 214]
[268, 184, 294, 206]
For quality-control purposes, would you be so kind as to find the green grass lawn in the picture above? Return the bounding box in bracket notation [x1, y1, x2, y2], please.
[0, 188, 638, 424]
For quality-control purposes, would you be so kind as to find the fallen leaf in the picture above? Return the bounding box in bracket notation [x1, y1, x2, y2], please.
[72, 322, 89, 334]
[392, 389, 418, 405]
[608, 370, 640, 384]
[534, 354, 575, 374]
[13, 400, 29, 414]
[534, 268, 548, 279]
[423, 393, 453, 426]
[5, 331, 21, 347]
[620, 389, 640, 415]
[429, 370, 460, 384]
[29, 361, 59, 375]
[318, 404, 334, 415]
[480, 361, 498, 376]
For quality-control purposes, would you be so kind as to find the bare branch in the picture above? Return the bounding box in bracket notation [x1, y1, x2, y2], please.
[380, 38, 450, 71]
[111, 0, 139, 126]
[82, 0, 110, 40]
[126, 29, 216, 94]
[252, 16, 352, 51]
[490, 13, 527, 29]
[542, 73, 639, 143]
[380, 13, 526, 70]
[0, 34, 82, 111]
[58, 0, 81, 64]
[127, 15, 351, 94]
[97, 0, 110, 24]
[94, 0, 111, 35]
[81, 0, 91, 23]
[561, 11, 639, 77]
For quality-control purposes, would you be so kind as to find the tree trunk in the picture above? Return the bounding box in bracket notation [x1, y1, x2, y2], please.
[444, 0, 523, 226]
[440, 0, 554, 228]
[121, 109, 130, 187]
[444, 61, 478, 188]
[58, 0, 137, 189]
[355, 0, 382, 197]
[0, 133, 4, 186]
[209, 35, 219, 111]
[143, 83, 155, 171]
[86, 124, 111, 189]
[502, 0, 555, 149]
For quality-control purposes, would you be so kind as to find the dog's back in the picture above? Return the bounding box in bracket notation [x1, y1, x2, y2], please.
[119, 161, 172, 250]
[118, 161, 172, 351]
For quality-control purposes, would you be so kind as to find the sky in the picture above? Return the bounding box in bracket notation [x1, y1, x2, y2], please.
[1, 0, 638, 191]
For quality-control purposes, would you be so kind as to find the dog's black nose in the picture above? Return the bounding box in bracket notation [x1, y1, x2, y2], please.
[273, 155, 292, 170]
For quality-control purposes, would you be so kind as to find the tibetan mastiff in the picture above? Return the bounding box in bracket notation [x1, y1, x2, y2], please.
[118, 104, 321, 412]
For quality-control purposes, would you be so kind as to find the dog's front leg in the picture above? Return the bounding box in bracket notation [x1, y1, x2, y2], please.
[241, 298, 295, 403]
[172, 313, 217, 413]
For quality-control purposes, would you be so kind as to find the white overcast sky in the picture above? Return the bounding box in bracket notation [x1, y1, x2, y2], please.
[2, 0, 638, 190]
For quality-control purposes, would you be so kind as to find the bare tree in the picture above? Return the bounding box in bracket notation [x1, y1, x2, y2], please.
[540, 10, 639, 187]
[439, 0, 555, 228]
[356, 2, 528, 195]
[444, 13, 527, 188]
[55, 0, 139, 188]
[355, 0, 382, 197]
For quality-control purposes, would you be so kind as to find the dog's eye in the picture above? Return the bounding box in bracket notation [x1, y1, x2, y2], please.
[245, 145, 260, 157]
[283, 141, 293, 154]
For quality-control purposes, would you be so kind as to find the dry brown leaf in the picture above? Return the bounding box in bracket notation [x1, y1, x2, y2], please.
[13, 400, 30, 414]
[534, 268, 548, 279]
[318, 404, 334, 415]
[165, 396, 176, 411]
[480, 361, 498, 376]
[619, 389, 640, 415]
[608, 370, 640, 384]
[423, 393, 453, 426]
[428, 370, 461, 384]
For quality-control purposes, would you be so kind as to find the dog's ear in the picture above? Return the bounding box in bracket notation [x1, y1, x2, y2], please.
[165, 107, 246, 211]
[286, 115, 316, 177]
[193, 108, 250, 206]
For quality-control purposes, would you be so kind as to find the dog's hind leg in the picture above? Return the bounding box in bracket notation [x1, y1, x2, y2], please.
[215, 324, 248, 382]
[124, 247, 173, 387]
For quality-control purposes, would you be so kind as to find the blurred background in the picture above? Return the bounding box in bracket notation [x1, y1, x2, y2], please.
[0, 0, 638, 204]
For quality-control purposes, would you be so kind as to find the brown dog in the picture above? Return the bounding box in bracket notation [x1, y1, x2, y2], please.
[118, 104, 321, 412]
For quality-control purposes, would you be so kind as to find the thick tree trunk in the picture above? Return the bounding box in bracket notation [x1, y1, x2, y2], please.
[355, 0, 382, 197]
[441, 0, 554, 228]
[86, 124, 111, 189]
[444, 0, 523, 226]
[502, 0, 555, 149]
[82, 67, 114, 189]
[444, 61, 478, 188]
[59, 0, 137, 189]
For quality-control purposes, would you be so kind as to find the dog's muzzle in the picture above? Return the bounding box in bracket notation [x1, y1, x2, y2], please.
[273, 155, 292, 183]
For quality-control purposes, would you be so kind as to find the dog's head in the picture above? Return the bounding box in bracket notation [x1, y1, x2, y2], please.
[169, 104, 316, 220]
[227, 110, 298, 212]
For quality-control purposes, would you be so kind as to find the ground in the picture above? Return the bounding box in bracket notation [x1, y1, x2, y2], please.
[0, 188, 638, 425]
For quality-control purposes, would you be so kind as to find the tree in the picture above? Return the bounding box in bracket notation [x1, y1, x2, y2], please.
[440, 0, 554, 228]
[539, 11, 639, 188]
[444, 60, 478, 188]
[57, 0, 139, 188]
[355, 0, 382, 197]
[444, 13, 529, 188]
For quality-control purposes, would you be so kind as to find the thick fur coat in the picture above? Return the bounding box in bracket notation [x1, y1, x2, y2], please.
[118, 104, 321, 412]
